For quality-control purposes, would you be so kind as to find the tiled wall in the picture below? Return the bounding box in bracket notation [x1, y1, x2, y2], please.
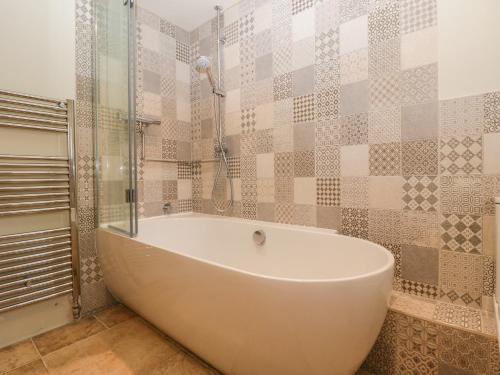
[136, 7, 193, 218]
[192, 0, 500, 313]
[75, 0, 114, 314]
[363, 309, 500, 374]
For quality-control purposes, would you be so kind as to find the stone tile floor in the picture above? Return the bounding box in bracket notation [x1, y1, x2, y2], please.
[0, 304, 219, 375]
[0, 304, 374, 375]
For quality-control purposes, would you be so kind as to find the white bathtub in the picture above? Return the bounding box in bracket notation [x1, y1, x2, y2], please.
[97, 213, 394, 375]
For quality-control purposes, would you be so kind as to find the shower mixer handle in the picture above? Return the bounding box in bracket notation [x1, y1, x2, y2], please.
[213, 88, 225, 97]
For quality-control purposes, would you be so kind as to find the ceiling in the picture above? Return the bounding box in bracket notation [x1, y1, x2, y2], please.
[138, 0, 239, 31]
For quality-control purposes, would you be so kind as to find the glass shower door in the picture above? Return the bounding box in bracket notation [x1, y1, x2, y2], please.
[94, 0, 137, 236]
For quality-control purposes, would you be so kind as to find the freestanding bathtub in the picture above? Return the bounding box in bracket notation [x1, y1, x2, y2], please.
[97, 213, 394, 375]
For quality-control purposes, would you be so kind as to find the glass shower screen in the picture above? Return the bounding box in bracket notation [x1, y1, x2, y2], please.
[94, 0, 138, 236]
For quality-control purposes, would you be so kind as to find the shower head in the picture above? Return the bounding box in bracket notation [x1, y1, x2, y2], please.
[195, 56, 216, 90]
[195, 56, 211, 73]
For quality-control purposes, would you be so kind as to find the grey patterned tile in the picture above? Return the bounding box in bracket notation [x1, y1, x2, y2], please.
[484, 91, 500, 133]
[440, 136, 482, 175]
[400, 0, 437, 34]
[441, 214, 482, 254]
[340, 113, 369, 145]
[368, 1, 400, 44]
[402, 140, 438, 175]
[402, 175, 439, 212]
[369, 142, 401, 176]
[439, 251, 483, 308]
[341, 208, 369, 239]
[401, 63, 438, 106]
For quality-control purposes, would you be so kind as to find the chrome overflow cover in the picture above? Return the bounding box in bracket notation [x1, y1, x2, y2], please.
[253, 230, 266, 246]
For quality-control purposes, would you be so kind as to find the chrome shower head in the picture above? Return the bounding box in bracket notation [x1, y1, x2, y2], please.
[195, 56, 211, 73]
[195, 56, 216, 90]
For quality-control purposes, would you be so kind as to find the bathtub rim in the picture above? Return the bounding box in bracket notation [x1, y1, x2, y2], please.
[99, 213, 394, 284]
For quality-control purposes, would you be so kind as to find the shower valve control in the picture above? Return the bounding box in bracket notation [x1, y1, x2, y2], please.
[253, 230, 266, 246]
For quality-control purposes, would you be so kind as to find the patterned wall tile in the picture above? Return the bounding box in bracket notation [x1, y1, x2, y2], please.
[440, 176, 483, 215]
[316, 120, 341, 147]
[224, 21, 239, 46]
[433, 302, 481, 332]
[256, 129, 274, 153]
[369, 72, 400, 109]
[484, 91, 500, 133]
[341, 176, 368, 208]
[441, 214, 482, 254]
[362, 311, 398, 374]
[400, 0, 437, 34]
[437, 326, 490, 374]
[403, 175, 439, 212]
[340, 113, 368, 145]
[291, 0, 313, 15]
[316, 177, 341, 206]
[368, 37, 400, 78]
[341, 207, 369, 239]
[340, 48, 368, 85]
[439, 94, 484, 138]
[439, 136, 482, 175]
[397, 314, 438, 357]
[483, 175, 500, 215]
[293, 94, 315, 122]
[315, 145, 341, 177]
[440, 251, 483, 308]
[369, 142, 401, 176]
[401, 279, 438, 299]
[401, 211, 439, 248]
[368, 106, 401, 144]
[275, 176, 294, 203]
[315, 86, 340, 121]
[339, 0, 368, 23]
[293, 151, 315, 177]
[483, 255, 495, 297]
[402, 140, 438, 175]
[241, 107, 257, 134]
[368, 2, 400, 44]
[368, 209, 402, 245]
[315, 0, 340, 33]
[275, 203, 294, 224]
[315, 28, 340, 65]
[401, 63, 438, 106]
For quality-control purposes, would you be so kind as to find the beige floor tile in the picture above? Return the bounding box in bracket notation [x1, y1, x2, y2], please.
[33, 317, 106, 356]
[43, 318, 184, 374]
[0, 340, 39, 375]
[94, 304, 136, 328]
[4, 360, 47, 375]
[152, 352, 219, 375]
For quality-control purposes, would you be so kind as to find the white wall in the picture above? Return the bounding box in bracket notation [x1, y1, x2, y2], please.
[0, 0, 75, 100]
[438, 0, 500, 99]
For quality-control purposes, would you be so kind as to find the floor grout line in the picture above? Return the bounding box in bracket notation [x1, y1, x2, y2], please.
[92, 314, 111, 330]
[30, 338, 48, 371]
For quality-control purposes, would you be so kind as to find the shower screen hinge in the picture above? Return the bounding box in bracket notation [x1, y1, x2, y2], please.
[125, 189, 136, 203]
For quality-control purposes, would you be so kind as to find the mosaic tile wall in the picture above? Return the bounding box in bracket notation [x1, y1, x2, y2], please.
[136, 7, 194, 218]
[191, 0, 500, 313]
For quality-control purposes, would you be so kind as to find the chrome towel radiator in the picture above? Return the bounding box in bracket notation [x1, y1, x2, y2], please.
[0, 89, 80, 318]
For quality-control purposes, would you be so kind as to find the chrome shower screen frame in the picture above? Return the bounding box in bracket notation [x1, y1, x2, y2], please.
[93, 0, 138, 237]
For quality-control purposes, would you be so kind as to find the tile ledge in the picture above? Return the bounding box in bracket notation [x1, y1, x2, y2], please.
[389, 291, 497, 339]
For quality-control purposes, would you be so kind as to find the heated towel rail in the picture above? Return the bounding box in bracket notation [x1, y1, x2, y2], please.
[0, 89, 80, 318]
